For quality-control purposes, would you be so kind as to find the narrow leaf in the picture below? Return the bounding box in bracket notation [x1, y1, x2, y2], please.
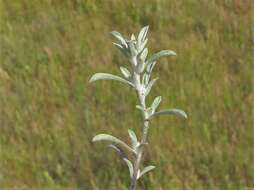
[151, 96, 162, 112]
[137, 165, 155, 179]
[113, 43, 129, 57]
[142, 73, 150, 86]
[111, 31, 127, 47]
[137, 170, 140, 179]
[138, 38, 148, 53]
[108, 144, 127, 159]
[127, 41, 138, 56]
[136, 48, 148, 74]
[140, 48, 148, 62]
[146, 50, 176, 65]
[145, 78, 158, 96]
[113, 42, 123, 49]
[89, 73, 134, 87]
[92, 134, 135, 154]
[128, 129, 138, 149]
[136, 62, 145, 74]
[136, 105, 144, 111]
[131, 34, 136, 41]
[151, 109, 188, 119]
[120, 67, 131, 79]
[123, 158, 134, 178]
[138, 26, 149, 44]
[146, 107, 154, 117]
[146, 61, 156, 74]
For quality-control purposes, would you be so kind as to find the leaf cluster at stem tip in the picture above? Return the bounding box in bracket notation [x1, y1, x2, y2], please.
[89, 26, 187, 183]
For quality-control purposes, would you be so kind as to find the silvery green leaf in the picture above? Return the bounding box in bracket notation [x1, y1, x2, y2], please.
[127, 41, 138, 56]
[89, 73, 134, 87]
[140, 48, 148, 62]
[113, 42, 122, 49]
[108, 144, 127, 159]
[136, 62, 145, 74]
[138, 38, 148, 53]
[138, 26, 149, 45]
[151, 96, 162, 112]
[131, 34, 136, 41]
[136, 105, 144, 111]
[145, 78, 158, 96]
[108, 144, 120, 153]
[151, 109, 188, 119]
[137, 165, 155, 180]
[146, 50, 176, 65]
[142, 73, 150, 86]
[143, 61, 156, 82]
[120, 66, 131, 79]
[146, 61, 157, 74]
[92, 134, 136, 154]
[128, 129, 139, 149]
[111, 31, 127, 47]
[146, 107, 154, 117]
[113, 43, 129, 57]
[123, 158, 134, 178]
[137, 170, 140, 179]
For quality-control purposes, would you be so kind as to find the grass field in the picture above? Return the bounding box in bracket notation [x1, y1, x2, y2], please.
[0, 0, 254, 189]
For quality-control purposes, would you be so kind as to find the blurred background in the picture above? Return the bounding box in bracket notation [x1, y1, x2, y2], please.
[0, 0, 253, 189]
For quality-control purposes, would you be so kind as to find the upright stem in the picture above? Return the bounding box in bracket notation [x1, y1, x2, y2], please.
[129, 68, 150, 190]
[129, 120, 149, 190]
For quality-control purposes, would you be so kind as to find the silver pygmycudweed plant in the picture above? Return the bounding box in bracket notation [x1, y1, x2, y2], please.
[89, 26, 187, 190]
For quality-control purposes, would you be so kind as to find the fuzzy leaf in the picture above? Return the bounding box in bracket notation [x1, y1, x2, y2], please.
[108, 144, 127, 159]
[146, 50, 176, 66]
[120, 67, 131, 79]
[145, 78, 158, 96]
[151, 109, 188, 119]
[140, 48, 148, 62]
[151, 96, 162, 112]
[143, 61, 156, 84]
[137, 165, 155, 179]
[123, 158, 134, 178]
[146, 107, 154, 117]
[136, 62, 145, 74]
[138, 38, 148, 53]
[138, 26, 149, 45]
[146, 61, 156, 74]
[108, 144, 121, 153]
[113, 42, 122, 49]
[136, 48, 148, 74]
[142, 73, 150, 86]
[92, 134, 135, 154]
[131, 34, 136, 41]
[113, 43, 129, 57]
[89, 73, 134, 87]
[111, 31, 127, 47]
[127, 41, 138, 56]
[137, 170, 140, 179]
[136, 105, 144, 111]
[128, 129, 139, 149]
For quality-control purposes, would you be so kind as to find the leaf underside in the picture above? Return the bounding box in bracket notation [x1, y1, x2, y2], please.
[151, 109, 187, 119]
[123, 158, 134, 179]
[146, 50, 176, 65]
[92, 134, 135, 154]
[137, 165, 156, 179]
[89, 73, 134, 87]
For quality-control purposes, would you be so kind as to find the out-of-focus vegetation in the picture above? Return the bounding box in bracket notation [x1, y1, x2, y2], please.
[0, 0, 253, 189]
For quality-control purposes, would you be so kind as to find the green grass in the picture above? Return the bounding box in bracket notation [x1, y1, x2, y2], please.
[0, 0, 253, 189]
